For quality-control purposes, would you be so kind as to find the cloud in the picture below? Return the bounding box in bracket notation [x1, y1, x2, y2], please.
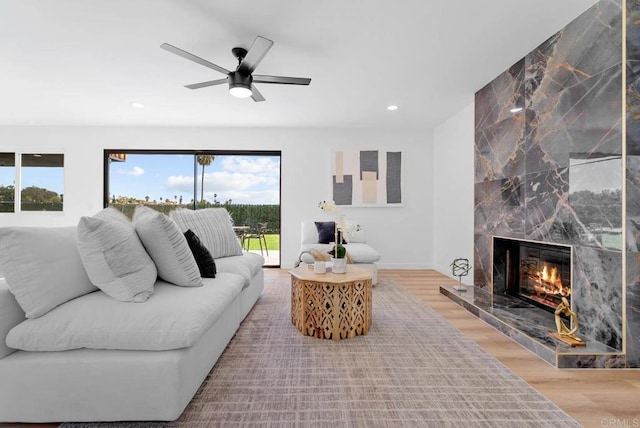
[220, 156, 279, 176]
[164, 156, 281, 204]
[121, 166, 144, 176]
[165, 175, 195, 193]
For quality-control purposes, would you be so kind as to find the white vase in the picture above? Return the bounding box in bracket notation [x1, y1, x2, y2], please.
[332, 257, 347, 274]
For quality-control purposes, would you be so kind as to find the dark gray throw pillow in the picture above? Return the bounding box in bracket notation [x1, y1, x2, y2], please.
[184, 229, 217, 278]
[314, 221, 347, 245]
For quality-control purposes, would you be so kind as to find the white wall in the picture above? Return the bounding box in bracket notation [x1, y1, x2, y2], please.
[0, 126, 433, 269]
[432, 101, 475, 284]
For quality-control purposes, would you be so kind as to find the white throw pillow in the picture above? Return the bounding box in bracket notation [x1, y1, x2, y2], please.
[6, 274, 244, 352]
[0, 226, 97, 319]
[77, 207, 156, 302]
[170, 208, 243, 259]
[133, 205, 203, 287]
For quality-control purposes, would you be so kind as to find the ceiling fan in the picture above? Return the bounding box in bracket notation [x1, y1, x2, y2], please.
[161, 35, 311, 102]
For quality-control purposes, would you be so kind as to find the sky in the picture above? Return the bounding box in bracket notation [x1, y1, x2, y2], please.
[0, 165, 64, 195]
[109, 154, 280, 205]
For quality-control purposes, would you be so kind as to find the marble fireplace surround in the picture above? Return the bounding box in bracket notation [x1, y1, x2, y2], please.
[441, 0, 640, 368]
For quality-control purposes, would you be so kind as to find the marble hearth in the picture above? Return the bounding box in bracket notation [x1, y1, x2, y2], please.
[440, 285, 625, 368]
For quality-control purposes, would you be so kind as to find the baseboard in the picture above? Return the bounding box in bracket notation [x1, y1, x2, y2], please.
[376, 262, 431, 270]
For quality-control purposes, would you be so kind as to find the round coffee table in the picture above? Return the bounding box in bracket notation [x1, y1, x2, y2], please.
[290, 264, 372, 341]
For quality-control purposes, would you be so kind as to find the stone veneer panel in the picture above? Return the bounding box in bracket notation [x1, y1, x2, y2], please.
[475, 0, 629, 363]
[627, 0, 640, 368]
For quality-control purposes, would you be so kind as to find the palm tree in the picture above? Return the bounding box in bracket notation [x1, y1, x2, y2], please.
[196, 155, 215, 202]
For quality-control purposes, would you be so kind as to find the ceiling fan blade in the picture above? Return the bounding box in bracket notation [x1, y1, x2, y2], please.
[237, 36, 273, 75]
[252, 75, 311, 85]
[251, 85, 265, 102]
[185, 78, 228, 90]
[161, 43, 231, 75]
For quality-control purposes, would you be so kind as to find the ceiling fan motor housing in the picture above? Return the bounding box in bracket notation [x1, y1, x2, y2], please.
[228, 71, 252, 91]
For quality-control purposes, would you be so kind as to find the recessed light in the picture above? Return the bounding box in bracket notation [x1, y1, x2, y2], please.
[387, 105, 399, 111]
[131, 102, 145, 109]
[510, 107, 523, 113]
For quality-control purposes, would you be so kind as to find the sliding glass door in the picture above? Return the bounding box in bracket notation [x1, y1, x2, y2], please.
[104, 150, 281, 267]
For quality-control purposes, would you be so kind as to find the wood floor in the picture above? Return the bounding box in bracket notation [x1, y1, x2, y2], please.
[375, 268, 640, 428]
[3, 268, 639, 428]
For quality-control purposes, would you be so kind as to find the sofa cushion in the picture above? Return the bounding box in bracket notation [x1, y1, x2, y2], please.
[133, 205, 203, 287]
[0, 279, 26, 358]
[6, 273, 245, 352]
[215, 252, 264, 288]
[0, 226, 97, 319]
[170, 208, 243, 259]
[184, 229, 217, 278]
[77, 207, 156, 302]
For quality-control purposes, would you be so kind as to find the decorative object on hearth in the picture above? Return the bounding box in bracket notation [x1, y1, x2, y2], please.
[551, 297, 586, 347]
[450, 258, 471, 292]
[161, 35, 311, 102]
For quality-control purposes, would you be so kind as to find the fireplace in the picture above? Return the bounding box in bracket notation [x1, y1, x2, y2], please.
[493, 237, 572, 314]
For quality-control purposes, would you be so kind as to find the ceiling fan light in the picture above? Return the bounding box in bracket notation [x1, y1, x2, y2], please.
[229, 85, 252, 98]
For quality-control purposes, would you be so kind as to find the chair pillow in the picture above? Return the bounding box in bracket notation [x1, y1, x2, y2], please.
[315, 221, 336, 244]
[133, 205, 203, 287]
[314, 221, 347, 245]
[0, 226, 97, 319]
[170, 208, 243, 259]
[184, 229, 217, 278]
[77, 207, 156, 302]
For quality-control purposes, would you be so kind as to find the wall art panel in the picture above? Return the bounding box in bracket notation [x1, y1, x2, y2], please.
[331, 150, 402, 207]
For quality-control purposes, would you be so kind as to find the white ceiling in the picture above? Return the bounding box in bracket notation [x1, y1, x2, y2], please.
[0, 0, 597, 129]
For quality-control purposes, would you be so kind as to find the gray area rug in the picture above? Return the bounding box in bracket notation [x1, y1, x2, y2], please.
[61, 276, 580, 428]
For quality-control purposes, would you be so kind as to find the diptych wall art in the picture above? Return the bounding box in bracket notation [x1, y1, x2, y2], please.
[331, 149, 402, 207]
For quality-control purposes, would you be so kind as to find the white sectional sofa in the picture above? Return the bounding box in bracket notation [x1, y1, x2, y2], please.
[297, 220, 380, 284]
[0, 207, 263, 423]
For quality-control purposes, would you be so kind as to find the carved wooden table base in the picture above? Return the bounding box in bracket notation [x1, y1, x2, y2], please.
[290, 265, 372, 341]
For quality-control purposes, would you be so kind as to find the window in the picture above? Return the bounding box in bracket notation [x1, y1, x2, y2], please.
[0, 153, 15, 213]
[104, 150, 281, 267]
[21, 154, 64, 212]
[0, 153, 64, 213]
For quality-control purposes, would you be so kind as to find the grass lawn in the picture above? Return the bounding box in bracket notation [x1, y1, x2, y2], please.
[243, 234, 280, 251]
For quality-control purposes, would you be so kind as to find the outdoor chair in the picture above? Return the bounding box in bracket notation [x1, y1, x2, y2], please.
[243, 222, 269, 256]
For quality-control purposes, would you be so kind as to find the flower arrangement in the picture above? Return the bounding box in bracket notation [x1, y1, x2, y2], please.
[318, 200, 360, 260]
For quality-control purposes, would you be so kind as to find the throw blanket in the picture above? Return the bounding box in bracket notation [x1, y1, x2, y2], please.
[308, 248, 353, 264]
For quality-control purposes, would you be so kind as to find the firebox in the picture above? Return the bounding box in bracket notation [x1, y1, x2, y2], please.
[492, 237, 572, 314]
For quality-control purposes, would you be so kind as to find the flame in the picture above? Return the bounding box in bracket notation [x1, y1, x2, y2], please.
[541, 265, 559, 286]
[536, 263, 570, 297]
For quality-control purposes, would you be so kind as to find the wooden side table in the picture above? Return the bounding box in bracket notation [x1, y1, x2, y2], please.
[290, 264, 372, 341]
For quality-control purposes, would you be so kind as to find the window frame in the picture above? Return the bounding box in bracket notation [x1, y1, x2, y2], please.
[103, 149, 282, 267]
[0, 151, 65, 214]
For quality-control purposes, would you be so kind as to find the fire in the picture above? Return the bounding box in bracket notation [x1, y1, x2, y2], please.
[541, 264, 559, 286]
[536, 263, 570, 297]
